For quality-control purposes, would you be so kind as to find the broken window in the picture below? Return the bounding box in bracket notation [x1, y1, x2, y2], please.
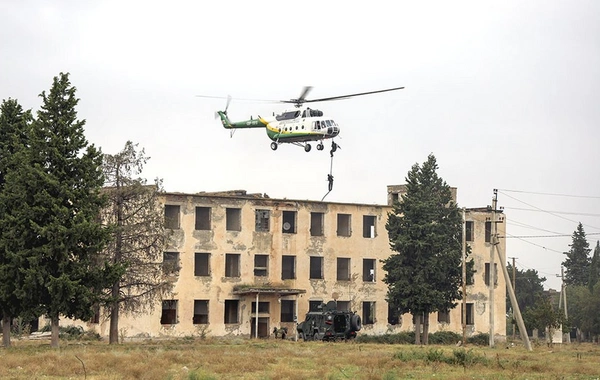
[309, 256, 323, 279]
[164, 205, 180, 229]
[255, 209, 270, 232]
[225, 253, 240, 277]
[484, 262, 498, 286]
[309, 300, 323, 312]
[161, 300, 178, 324]
[437, 311, 450, 324]
[282, 211, 296, 234]
[362, 301, 375, 325]
[281, 300, 295, 322]
[387, 303, 400, 325]
[462, 303, 474, 325]
[195, 207, 211, 230]
[363, 259, 376, 282]
[391, 193, 399, 204]
[337, 214, 351, 237]
[224, 300, 239, 324]
[251, 302, 270, 313]
[310, 212, 324, 236]
[465, 221, 474, 242]
[336, 258, 351, 281]
[163, 252, 180, 274]
[281, 255, 296, 280]
[362, 215, 376, 238]
[336, 301, 350, 312]
[226, 208, 241, 231]
[254, 254, 269, 277]
[194, 253, 210, 276]
[193, 300, 209, 324]
[485, 221, 492, 243]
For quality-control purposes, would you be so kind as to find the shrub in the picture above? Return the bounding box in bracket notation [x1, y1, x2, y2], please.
[429, 331, 462, 345]
[467, 333, 489, 346]
[355, 331, 415, 344]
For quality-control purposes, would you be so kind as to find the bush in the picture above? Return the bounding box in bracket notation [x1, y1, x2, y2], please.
[355, 331, 415, 344]
[467, 333, 489, 346]
[429, 331, 462, 345]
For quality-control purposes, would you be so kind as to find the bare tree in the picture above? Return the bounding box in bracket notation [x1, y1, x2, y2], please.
[102, 141, 172, 344]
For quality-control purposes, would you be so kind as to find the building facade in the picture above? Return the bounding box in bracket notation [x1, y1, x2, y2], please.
[77, 186, 507, 340]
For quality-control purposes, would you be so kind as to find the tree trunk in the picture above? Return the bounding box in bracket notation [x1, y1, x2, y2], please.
[109, 280, 120, 344]
[414, 313, 421, 345]
[51, 316, 60, 348]
[423, 313, 430, 345]
[2, 314, 11, 347]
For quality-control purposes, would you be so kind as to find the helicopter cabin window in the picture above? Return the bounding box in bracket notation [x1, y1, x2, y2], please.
[275, 111, 300, 121]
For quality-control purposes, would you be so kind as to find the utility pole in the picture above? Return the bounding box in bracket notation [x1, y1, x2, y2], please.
[489, 190, 497, 347]
[462, 208, 467, 346]
[509, 256, 517, 339]
[557, 267, 570, 343]
[493, 189, 532, 351]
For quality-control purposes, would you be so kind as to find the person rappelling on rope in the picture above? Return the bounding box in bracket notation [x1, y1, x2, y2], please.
[330, 141, 339, 157]
[327, 174, 334, 192]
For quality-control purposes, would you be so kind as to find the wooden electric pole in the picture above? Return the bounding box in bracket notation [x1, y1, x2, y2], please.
[462, 208, 467, 345]
[509, 256, 517, 339]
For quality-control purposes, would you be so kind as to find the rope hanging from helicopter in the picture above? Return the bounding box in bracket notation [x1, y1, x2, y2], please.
[321, 141, 339, 201]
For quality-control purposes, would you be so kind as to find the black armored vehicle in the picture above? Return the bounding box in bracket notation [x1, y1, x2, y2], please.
[297, 301, 362, 341]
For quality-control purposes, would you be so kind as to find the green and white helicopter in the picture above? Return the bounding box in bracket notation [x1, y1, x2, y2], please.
[202, 86, 404, 152]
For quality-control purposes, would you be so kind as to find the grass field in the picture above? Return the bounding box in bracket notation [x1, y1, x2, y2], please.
[1, 338, 599, 379]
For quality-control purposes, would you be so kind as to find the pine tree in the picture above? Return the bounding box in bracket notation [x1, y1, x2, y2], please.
[20, 73, 116, 347]
[0, 98, 32, 347]
[563, 223, 591, 286]
[383, 154, 470, 344]
[589, 241, 600, 292]
[101, 141, 171, 344]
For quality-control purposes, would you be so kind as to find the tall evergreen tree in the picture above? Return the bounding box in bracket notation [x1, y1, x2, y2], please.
[383, 154, 470, 344]
[101, 141, 171, 344]
[18, 73, 116, 347]
[0, 98, 32, 347]
[506, 263, 546, 316]
[563, 223, 591, 286]
[589, 241, 600, 292]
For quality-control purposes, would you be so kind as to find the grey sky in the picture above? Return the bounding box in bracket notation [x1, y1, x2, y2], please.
[2, 1, 599, 290]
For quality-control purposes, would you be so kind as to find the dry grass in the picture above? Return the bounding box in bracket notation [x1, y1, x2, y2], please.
[0, 338, 599, 380]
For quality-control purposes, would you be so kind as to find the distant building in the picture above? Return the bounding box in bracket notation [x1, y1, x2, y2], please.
[61, 185, 506, 340]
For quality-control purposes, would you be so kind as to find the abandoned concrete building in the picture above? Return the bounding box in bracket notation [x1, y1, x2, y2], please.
[70, 185, 507, 340]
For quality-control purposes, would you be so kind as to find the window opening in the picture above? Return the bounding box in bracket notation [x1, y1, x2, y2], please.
[195, 207, 211, 230]
[224, 300, 239, 324]
[282, 211, 296, 234]
[226, 208, 241, 231]
[281, 255, 296, 280]
[363, 215, 376, 238]
[254, 254, 269, 276]
[255, 209, 270, 232]
[336, 258, 351, 281]
[281, 300, 295, 322]
[193, 300, 209, 324]
[161, 300, 178, 324]
[225, 253, 240, 277]
[194, 253, 210, 276]
[363, 259, 376, 282]
[337, 214, 351, 237]
[310, 212, 324, 236]
[362, 302, 375, 325]
[309, 256, 323, 279]
[163, 252, 179, 274]
[164, 205, 180, 229]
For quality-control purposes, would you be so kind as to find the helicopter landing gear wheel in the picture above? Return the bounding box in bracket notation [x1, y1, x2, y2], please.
[317, 143, 324, 151]
[304, 144, 312, 152]
[270, 142, 278, 151]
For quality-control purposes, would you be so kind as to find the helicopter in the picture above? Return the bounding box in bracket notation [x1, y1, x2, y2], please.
[201, 86, 404, 152]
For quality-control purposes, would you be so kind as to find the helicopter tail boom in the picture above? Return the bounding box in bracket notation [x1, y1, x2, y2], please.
[217, 111, 267, 129]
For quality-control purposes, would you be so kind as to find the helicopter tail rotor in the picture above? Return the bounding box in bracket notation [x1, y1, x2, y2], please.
[214, 95, 232, 119]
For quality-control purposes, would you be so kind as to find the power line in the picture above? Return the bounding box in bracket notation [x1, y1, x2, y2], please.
[505, 232, 600, 239]
[504, 232, 564, 254]
[498, 189, 600, 199]
[508, 220, 563, 235]
[503, 206, 600, 217]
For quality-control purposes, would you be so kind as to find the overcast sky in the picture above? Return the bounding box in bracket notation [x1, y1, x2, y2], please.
[2, 1, 599, 290]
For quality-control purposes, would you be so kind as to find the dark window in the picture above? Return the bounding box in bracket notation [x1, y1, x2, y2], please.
[161, 300, 178, 324]
[282, 211, 296, 234]
[309, 256, 323, 279]
[465, 221, 474, 242]
[195, 207, 211, 230]
[310, 212, 324, 236]
[336, 301, 350, 312]
[282, 255, 296, 280]
[251, 302, 270, 313]
[463, 303, 474, 325]
[254, 254, 268, 277]
[225, 254, 240, 277]
[281, 300, 295, 322]
[309, 300, 323, 312]
[255, 209, 270, 232]
[387, 303, 400, 325]
[362, 301, 375, 325]
[437, 311, 450, 324]
[337, 214, 351, 237]
[193, 300, 209, 324]
[194, 253, 210, 276]
[484, 263, 498, 286]
[363, 259, 376, 282]
[164, 205, 180, 229]
[224, 300, 239, 324]
[391, 193, 399, 204]
[336, 258, 351, 281]
[485, 221, 492, 243]
[90, 304, 100, 324]
[163, 252, 179, 274]
[363, 215, 376, 238]
[226, 208, 241, 231]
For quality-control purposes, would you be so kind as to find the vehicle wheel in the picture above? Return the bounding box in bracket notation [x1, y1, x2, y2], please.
[350, 314, 362, 331]
[304, 144, 311, 152]
[317, 143, 324, 150]
[270, 142, 278, 150]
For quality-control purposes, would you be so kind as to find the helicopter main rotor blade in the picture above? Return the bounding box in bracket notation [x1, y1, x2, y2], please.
[281, 86, 405, 104]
